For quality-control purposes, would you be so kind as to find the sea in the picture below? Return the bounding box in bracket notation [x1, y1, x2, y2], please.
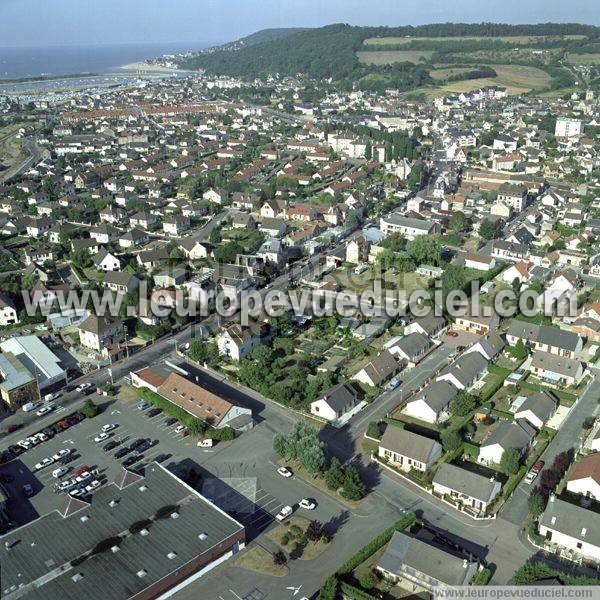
[0, 42, 210, 81]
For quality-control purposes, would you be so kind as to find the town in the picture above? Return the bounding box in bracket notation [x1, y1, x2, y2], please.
[0, 17, 599, 600]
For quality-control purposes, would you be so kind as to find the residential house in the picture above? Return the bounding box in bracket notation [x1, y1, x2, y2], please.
[378, 427, 443, 473]
[513, 391, 557, 429]
[437, 352, 488, 391]
[103, 271, 140, 294]
[78, 315, 125, 351]
[310, 383, 361, 422]
[432, 462, 501, 515]
[402, 381, 457, 424]
[259, 217, 287, 238]
[216, 323, 263, 361]
[404, 315, 446, 339]
[530, 351, 584, 386]
[92, 249, 122, 272]
[566, 453, 600, 501]
[463, 331, 505, 361]
[539, 496, 600, 561]
[119, 228, 149, 248]
[380, 214, 440, 240]
[478, 418, 536, 466]
[163, 215, 190, 236]
[389, 333, 431, 365]
[376, 531, 479, 593]
[0, 293, 19, 327]
[90, 223, 121, 244]
[353, 349, 401, 388]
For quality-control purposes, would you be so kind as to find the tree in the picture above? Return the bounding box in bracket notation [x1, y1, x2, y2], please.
[510, 339, 528, 360]
[306, 520, 324, 542]
[449, 211, 468, 232]
[479, 219, 499, 240]
[341, 464, 366, 500]
[528, 488, 545, 518]
[70, 248, 92, 270]
[500, 448, 521, 476]
[451, 391, 478, 417]
[324, 456, 345, 491]
[273, 550, 287, 566]
[273, 336, 294, 356]
[169, 246, 184, 263]
[407, 236, 440, 266]
[273, 422, 325, 475]
[441, 428, 462, 452]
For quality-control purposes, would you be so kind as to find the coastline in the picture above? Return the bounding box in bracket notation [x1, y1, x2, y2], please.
[119, 61, 192, 73]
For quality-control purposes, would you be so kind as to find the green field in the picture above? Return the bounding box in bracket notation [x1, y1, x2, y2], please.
[363, 34, 587, 46]
[429, 66, 478, 80]
[413, 64, 553, 99]
[565, 53, 600, 65]
[356, 50, 433, 65]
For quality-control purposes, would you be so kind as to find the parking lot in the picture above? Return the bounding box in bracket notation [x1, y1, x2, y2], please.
[0, 393, 211, 529]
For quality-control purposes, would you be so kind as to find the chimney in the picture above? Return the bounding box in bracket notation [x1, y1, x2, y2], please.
[549, 493, 556, 503]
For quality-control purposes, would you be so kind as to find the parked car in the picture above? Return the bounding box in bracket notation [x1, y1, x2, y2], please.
[22, 484, 34, 497]
[85, 479, 101, 492]
[34, 457, 55, 470]
[76, 383, 92, 393]
[299, 498, 317, 510]
[137, 401, 150, 410]
[154, 453, 171, 463]
[3, 423, 22, 433]
[36, 405, 54, 417]
[164, 417, 177, 426]
[22, 402, 40, 413]
[94, 432, 110, 443]
[44, 392, 60, 402]
[525, 459, 545, 484]
[101, 423, 117, 433]
[277, 467, 292, 478]
[52, 466, 69, 478]
[146, 408, 162, 418]
[52, 449, 72, 461]
[122, 455, 142, 468]
[197, 439, 213, 448]
[114, 447, 129, 459]
[102, 440, 120, 452]
[276, 505, 293, 521]
[445, 331, 459, 338]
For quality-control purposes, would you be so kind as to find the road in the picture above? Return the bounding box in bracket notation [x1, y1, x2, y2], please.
[500, 377, 600, 526]
[0, 136, 41, 183]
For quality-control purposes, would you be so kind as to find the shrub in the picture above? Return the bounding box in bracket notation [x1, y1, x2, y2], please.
[366, 421, 381, 439]
[206, 427, 235, 441]
[138, 388, 206, 434]
[359, 570, 377, 590]
[318, 576, 339, 600]
[80, 398, 99, 418]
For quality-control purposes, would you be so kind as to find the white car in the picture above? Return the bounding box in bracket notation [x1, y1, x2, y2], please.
[75, 471, 91, 483]
[57, 479, 75, 491]
[76, 383, 92, 393]
[52, 467, 69, 478]
[36, 405, 54, 416]
[102, 423, 117, 433]
[299, 498, 316, 510]
[33, 433, 48, 443]
[69, 487, 86, 497]
[35, 457, 55, 471]
[52, 449, 72, 461]
[174, 424, 187, 434]
[277, 467, 292, 478]
[85, 479, 101, 492]
[94, 432, 110, 443]
[17, 440, 31, 450]
[275, 505, 293, 521]
[27, 436, 40, 446]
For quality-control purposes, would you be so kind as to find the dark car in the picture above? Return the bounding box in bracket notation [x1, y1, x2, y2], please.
[72, 412, 86, 422]
[7, 445, 23, 457]
[66, 417, 78, 427]
[2, 450, 15, 462]
[102, 440, 119, 452]
[122, 455, 142, 468]
[60, 454, 75, 465]
[146, 408, 162, 418]
[456, 345, 466, 352]
[154, 453, 171, 463]
[114, 447, 130, 459]
[164, 417, 177, 426]
[136, 439, 156, 453]
[22, 484, 34, 497]
[3, 423, 22, 434]
[42, 427, 55, 437]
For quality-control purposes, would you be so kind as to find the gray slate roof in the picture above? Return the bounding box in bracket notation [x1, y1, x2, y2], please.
[540, 497, 600, 548]
[378, 531, 478, 589]
[481, 418, 536, 452]
[410, 381, 457, 413]
[379, 427, 441, 464]
[514, 391, 557, 425]
[433, 463, 502, 504]
[319, 382, 360, 413]
[438, 352, 488, 388]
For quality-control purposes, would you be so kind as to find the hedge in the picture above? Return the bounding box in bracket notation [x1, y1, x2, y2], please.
[339, 582, 378, 600]
[487, 364, 512, 378]
[383, 417, 405, 429]
[337, 513, 416, 575]
[490, 408, 514, 421]
[318, 576, 339, 600]
[206, 426, 235, 441]
[479, 376, 505, 402]
[472, 568, 492, 586]
[502, 465, 527, 500]
[137, 388, 206, 435]
[463, 442, 480, 459]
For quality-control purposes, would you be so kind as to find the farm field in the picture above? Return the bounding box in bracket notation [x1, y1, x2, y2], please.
[565, 53, 600, 65]
[410, 64, 553, 99]
[429, 66, 480, 80]
[356, 50, 433, 65]
[363, 34, 587, 46]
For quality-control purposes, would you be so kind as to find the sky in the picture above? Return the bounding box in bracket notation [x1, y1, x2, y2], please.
[0, 0, 597, 48]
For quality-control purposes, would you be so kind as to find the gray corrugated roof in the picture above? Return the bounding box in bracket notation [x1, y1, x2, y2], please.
[0, 463, 244, 600]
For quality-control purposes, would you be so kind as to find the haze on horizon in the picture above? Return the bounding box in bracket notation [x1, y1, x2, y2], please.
[0, 0, 598, 49]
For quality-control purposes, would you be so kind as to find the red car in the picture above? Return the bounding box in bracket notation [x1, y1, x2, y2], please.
[3, 423, 22, 433]
[74, 464, 91, 477]
[532, 459, 545, 473]
[446, 331, 459, 338]
[57, 420, 70, 430]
